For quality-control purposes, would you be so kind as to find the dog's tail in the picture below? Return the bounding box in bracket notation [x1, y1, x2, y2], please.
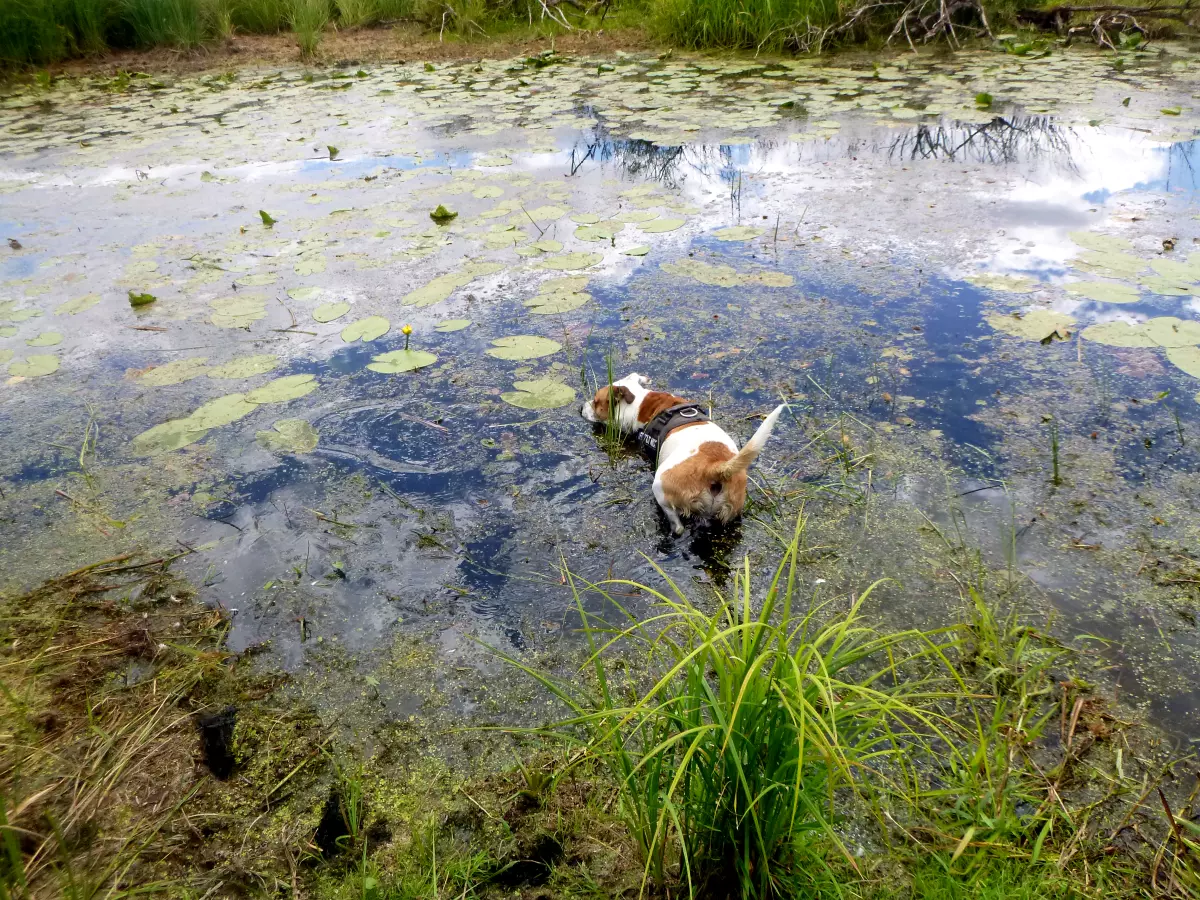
[717, 404, 787, 480]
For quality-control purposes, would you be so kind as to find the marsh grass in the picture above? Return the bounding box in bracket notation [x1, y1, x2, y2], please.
[495, 514, 966, 897]
[334, 0, 375, 26]
[123, 0, 207, 47]
[288, 0, 328, 54]
[0, 554, 233, 895]
[650, 0, 839, 50]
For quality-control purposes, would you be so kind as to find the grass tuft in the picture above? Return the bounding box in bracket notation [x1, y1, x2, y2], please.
[288, 0, 328, 55]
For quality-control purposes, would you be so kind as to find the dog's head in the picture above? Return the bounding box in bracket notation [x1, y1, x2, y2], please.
[581, 373, 650, 425]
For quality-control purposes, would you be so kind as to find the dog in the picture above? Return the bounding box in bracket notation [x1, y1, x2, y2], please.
[582, 373, 786, 535]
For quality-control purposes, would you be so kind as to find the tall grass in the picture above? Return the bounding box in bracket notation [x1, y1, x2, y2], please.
[288, 0, 328, 54]
[231, 0, 286, 30]
[334, 0, 375, 26]
[497, 514, 962, 898]
[123, 0, 206, 47]
[650, 0, 840, 50]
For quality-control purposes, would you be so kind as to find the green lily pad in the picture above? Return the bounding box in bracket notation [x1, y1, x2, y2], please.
[245, 374, 317, 404]
[612, 211, 659, 224]
[131, 419, 209, 455]
[238, 273, 278, 286]
[367, 349, 438, 373]
[966, 273, 1036, 293]
[8, 354, 59, 377]
[257, 418, 319, 453]
[663, 259, 744, 287]
[712, 225, 765, 242]
[26, 332, 62, 347]
[435, 319, 472, 333]
[532, 239, 563, 253]
[639, 218, 687, 234]
[1074, 251, 1148, 278]
[138, 356, 210, 386]
[500, 378, 576, 410]
[430, 204, 458, 223]
[1069, 230, 1133, 254]
[208, 354, 280, 379]
[486, 335, 562, 360]
[623, 245, 651, 257]
[0, 328, 15, 338]
[404, 263, 503, 307]
[1144, 316, 1200, 347]
[313, 301, 352, 323]
[56, 294, 101, 315]
[524, 290, 591, 314]
[294, 254, 326, 275]
[1139, 276, 1193, 297]
[0, 349, 11, 365]
[1166, 346, 1200, 378]
[259, 210, 277, 227]
[538, 252, 602, 271]
[211, 294, 268, 328]
[987, 309, 1075, 341]
[575, 223, 623, 242]
[570, 213, 601, 224]
[1064, 281, 1140, 304]
[1150, 256, 1200, 282]
[128, 291, 156, 308]
[341, 316, 391, 342]
[287, 286, 322, 301]
[188, 393, 258, 429]
[1081, 321, 1156, 347]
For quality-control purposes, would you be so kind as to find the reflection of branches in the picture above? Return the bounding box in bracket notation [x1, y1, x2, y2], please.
[888, 116, 1078, 170]
[1163, 139, 1198, 193]
[567, 122, 766, 189]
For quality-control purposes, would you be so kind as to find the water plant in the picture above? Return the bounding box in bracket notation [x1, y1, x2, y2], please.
[494, 514, 960, 898]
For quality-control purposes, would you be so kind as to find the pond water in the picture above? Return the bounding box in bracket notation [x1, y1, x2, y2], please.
[1, 45, 1199, 738]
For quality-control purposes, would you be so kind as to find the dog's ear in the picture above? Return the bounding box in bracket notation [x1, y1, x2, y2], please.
[613, 385, 635, 405]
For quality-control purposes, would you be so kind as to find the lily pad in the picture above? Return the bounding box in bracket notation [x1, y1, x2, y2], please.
[188, 393, 257, 429]
[294, 254, 326, 275]
[639, 218, 687, 234]
[245, 374, 318, 404]
[1069, 230, 1134, 254]
[0, 349, 11, 364]
[532, 239, 563, 253]
[1166, 346, 1200, 378]
[1144, 316, 1200, 347]
[128, 291, 156, 307]
[500, 378, 577, 410]
[1074, 250, 1148, 278]
[26, 332, 62, 347]
[1064, 281, 1140, 304]
[257, 418, 319, 453]
[8, 354, 60, 377]
[430, 204, 458, 223]
[238, 273, 278, 286]
[208, 354, 279, 379]
[0, 328, 15, 338]
[1081, 321, 1156, 348]
[987, 309, 1075, 341]
[524, 290, 590, 314]
[211, 294, 268, 328]
[712, 225, 765, 242]
[138, 357, 211, 386]
[538, 252, 602, 271]
[341, 316, 391, 342]
[1139, 276, 1193, 297]
[367, 349, 438, 373]
[570, 213, 601, 224]
[434, 319, 472, 332]
[623, 245, 651, 257]
[287, 286, 322, 301]
[486, 335, 562, 360]
[56, 294, 101, 315]
[575, 223, 623, 242]
[313, 301, 352, 323]
[967, 273, 1036, 293]
[131, 419, 208, 455]
[612, 211, 659, 224]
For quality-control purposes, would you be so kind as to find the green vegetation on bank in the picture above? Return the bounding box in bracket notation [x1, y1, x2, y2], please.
[1, 0, 1160, 70]
[2, 521, 1197, 898]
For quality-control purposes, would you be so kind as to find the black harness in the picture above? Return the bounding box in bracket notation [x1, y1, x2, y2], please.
[636, 403, 710, 462]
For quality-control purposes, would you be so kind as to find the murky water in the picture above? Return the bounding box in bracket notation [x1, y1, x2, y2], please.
[2, 46, 1199, 737]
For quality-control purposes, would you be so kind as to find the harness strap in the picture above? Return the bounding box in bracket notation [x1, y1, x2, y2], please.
[635, 403, 709, 461]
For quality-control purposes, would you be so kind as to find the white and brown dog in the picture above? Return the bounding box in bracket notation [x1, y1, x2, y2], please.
[582, 373, 786, 535]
